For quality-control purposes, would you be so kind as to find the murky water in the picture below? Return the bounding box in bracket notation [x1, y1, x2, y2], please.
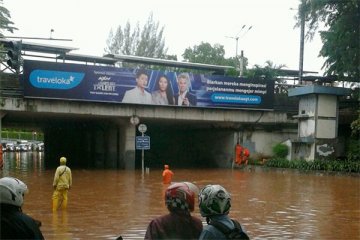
[1, 152, 360, 239]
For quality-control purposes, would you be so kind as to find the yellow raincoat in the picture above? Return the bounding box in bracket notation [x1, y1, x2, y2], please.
[52, 164, 72, 211]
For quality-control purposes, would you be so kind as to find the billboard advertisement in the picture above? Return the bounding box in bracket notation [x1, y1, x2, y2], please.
[23, 60, 274, 110]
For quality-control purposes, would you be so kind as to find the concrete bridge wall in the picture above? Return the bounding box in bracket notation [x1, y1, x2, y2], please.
[1, 97, 298, 169]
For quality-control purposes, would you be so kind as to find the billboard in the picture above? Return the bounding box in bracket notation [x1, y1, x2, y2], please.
[23, 60, 274, 110]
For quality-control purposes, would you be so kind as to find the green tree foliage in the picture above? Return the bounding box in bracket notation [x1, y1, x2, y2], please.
[298, 0, 360, 81]
[182, 42, 248, 76]
[0, 0, 17, 60]
[245, 61, 286, 80]
[0, 0, 17, 37]
[183, 42, 228, 65]
[245, 61, 289, 94]
[105, 13, 168, 59]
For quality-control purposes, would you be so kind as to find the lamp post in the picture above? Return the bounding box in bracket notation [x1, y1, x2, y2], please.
[226, 25, 252, 76]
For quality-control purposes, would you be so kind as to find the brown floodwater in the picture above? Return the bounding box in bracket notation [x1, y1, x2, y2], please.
[1, 152, 360, 239]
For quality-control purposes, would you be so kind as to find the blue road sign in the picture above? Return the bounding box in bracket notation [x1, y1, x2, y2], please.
[136, 136, 150, 150]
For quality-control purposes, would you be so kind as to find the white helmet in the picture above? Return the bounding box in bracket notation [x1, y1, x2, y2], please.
[0, 177, 28, 207]
[199, 184, 231, 217]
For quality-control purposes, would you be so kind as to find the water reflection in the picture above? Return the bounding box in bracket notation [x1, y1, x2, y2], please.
[1, 153, 359, 239]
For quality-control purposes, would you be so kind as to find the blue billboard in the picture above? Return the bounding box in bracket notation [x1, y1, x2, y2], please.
[23, 60, 274, 110]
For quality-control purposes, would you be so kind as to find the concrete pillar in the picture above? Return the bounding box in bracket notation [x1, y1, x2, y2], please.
[105, 127, 118, 168]
[94, 129, 105, 168]
[122, 122, 136, 170]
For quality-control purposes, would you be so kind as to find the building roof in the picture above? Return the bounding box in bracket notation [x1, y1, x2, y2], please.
[57, 53, 117, 65]
[0, 38, 77, 54]
[104, 54, 234, 74]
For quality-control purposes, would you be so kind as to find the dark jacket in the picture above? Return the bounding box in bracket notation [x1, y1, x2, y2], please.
[145, 210, 203, 239]
[174, 92, 197, 106]
[1, 204, 44, 239]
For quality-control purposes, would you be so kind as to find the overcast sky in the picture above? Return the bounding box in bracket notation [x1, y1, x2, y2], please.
[4, 0, 325, 74]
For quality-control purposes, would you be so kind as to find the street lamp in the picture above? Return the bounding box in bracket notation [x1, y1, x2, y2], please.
[226, 25, 252, 76]
[226, 25, 252, 59]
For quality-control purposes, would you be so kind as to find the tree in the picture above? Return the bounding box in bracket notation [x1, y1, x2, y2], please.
[105, 13, 168, 59]
[245, 61, 288, 94]
[0, 0, 17, 37]
[297, 0, 360, 82]
[182, 42, 228, 65]
[182, 42, 247, 76]
[0, 0, 17, 61]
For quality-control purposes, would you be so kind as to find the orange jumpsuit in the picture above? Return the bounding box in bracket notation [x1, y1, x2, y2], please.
[235, 144, 243, 164]
[242, 148, 250, 165]
[162, 165, 174, 184]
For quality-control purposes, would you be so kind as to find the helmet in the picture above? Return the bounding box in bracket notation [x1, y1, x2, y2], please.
[165, 182, 195, 212]
[60, 157, 67, 165]
[164, 164, 169, 169]
[198, 184, 231, 217]
[0, 177, 28, 207]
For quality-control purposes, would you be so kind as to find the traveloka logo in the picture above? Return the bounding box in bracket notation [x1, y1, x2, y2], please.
[29, 70, 85, 89]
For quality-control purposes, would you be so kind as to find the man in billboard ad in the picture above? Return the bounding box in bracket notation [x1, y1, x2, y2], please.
[174, 73, 197, 106]
[122, 69, 152, 104]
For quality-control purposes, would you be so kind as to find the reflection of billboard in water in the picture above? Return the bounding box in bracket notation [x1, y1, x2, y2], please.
[23, 60, 274, 109]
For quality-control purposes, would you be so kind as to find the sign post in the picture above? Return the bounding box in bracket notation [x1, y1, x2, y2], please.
[137, 124, 149, 176]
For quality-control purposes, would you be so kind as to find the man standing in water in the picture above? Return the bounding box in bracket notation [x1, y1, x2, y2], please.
[52, 156, 72, 212]
[162, 164, 174, 184]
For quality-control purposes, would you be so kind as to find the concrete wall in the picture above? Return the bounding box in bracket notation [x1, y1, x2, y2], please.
[1, 97, 300, 169]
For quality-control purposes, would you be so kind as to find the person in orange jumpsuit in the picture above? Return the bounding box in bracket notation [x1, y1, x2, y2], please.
[242, 148, 250, 165]
[162, 164, 174, 184]
[235, 143, 243, 165]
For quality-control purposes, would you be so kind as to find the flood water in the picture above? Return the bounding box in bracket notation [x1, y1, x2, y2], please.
[1, 152, 360, 240]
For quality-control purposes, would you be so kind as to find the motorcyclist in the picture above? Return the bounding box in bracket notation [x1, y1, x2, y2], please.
[0, 176, 44, 239]
[198, 184, 249, 239]
[145, 182, 203, 239]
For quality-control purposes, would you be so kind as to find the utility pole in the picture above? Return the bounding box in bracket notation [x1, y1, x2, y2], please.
[292, 1, 306, 85]
[299, 1, 305, 85]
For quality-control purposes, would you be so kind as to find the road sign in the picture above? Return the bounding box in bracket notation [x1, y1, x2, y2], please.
[136, 136, 150, 150]
[138, 124, 147, 133]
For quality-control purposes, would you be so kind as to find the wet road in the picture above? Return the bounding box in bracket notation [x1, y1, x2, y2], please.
[1, 152, 360, 239]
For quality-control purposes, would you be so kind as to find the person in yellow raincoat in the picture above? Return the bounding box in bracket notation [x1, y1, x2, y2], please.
[52, 157, 72, 212]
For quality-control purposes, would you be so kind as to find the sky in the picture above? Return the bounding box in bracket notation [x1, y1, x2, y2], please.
[4, 0, 326, 74]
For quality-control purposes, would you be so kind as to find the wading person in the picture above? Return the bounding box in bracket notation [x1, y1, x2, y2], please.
[52, 156, 72, 212]
[198, 184, 249, 239]
[162, 164, 174, 184]
[0, 177, 44, 239]
[145, 182, 203, 239]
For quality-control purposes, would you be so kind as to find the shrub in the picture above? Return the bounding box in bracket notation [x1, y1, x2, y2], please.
[264, 158, 360, 173]
[272, 143, 289, 158]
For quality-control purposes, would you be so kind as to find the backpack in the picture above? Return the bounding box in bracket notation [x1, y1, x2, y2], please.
[209, 219, 250, 240]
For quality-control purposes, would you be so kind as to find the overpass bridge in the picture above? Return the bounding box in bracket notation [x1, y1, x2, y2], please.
[1, 92, 299, 169]
[0, 40, 356, 169]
